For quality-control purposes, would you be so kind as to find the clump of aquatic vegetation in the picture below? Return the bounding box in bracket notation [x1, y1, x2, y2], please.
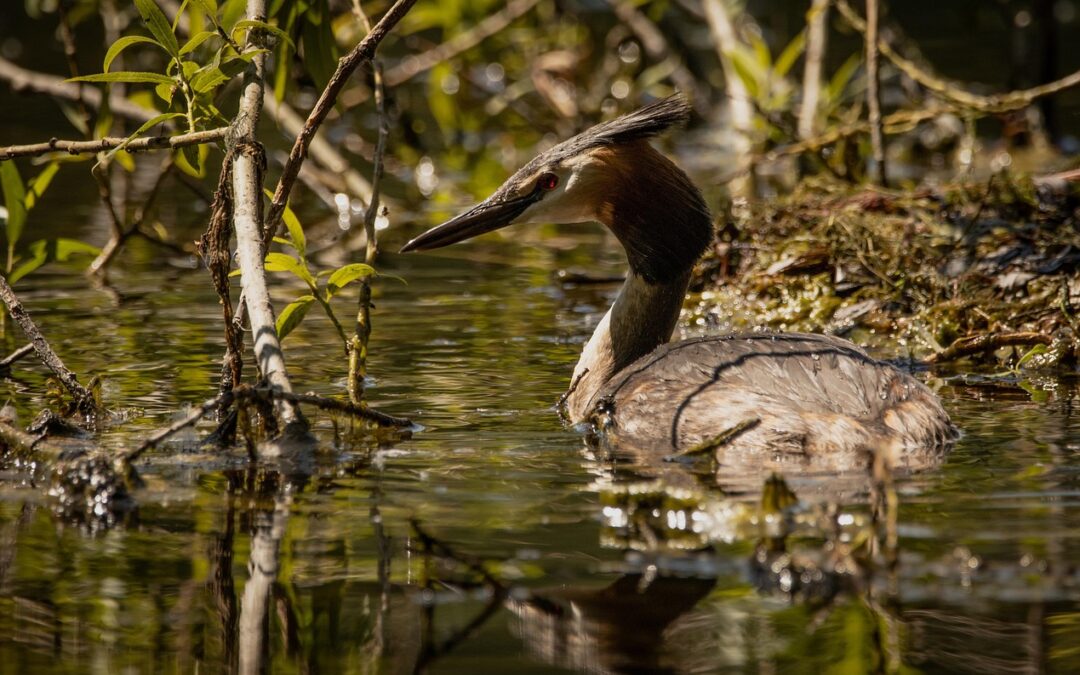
[688, 174, 1080, 371]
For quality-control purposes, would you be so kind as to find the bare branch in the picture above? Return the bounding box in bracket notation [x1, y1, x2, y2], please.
[836, 0, 1080, 114]
[265, 0, 419, 238]
[0, 127, 227, 160]
[228, 0, 309, 443]
[865, 0, 886, 185]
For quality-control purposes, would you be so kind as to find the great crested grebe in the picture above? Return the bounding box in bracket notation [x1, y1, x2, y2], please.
[402, 96, 955, 468]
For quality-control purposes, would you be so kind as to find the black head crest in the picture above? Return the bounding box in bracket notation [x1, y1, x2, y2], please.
[541, 94, 692, 166]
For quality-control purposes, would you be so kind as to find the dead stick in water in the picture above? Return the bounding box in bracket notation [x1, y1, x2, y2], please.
[927, 332, 1052, 364]
[0, 275, 94, 410]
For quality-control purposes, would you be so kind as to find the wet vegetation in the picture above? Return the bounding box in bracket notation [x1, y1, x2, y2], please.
[0, 0, 1078, 672]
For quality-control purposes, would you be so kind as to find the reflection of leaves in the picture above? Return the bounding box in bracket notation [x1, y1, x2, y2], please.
[276, 294, 314, 340]
[10, 239, 101, 283]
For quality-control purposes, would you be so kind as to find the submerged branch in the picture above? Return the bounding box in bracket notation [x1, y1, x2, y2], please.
[0, 275, 95, 412]
[125, 385, 413, 464]
[0, 127, 227, 160]
[927, 332, 1053, 364]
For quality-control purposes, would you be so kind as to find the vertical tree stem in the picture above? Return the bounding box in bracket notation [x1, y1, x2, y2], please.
[347, 3, 390, 406]
[230, 0, 307, 440]
[865, 0, 887, 184]
[798, 0, 831, 141]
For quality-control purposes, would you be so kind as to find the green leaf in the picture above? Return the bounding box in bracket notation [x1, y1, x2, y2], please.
[24, 162, 60, 211]
[282, 204, 305, 258]
[171, 0, 191, 31]
[134, 0, 181, 57]
[189, 50, 265, 93]
[299, 1, 337, 91]
[326, 263, 376, 297]
[103, 35, 163, 72]
[232, 19, 295, 49]
[728, 49, 761, 101]
[179, 30, 218, 56]
[264, 251, 301, 273]
[826, 53, 862, 105]
[155, 81, 177, 104]
[175, 142, 208, 178]
[9, 238, 101, 284]
[68, 71, 175, 85]
[272, 235, 293, 249]
[105, 112, 185, 162]
[1, 161, 27, 252]
[774, 30, 806, 79]
[276, 294, 314, 340]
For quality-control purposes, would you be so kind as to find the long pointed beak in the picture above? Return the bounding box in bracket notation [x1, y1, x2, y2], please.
[400, 189, 541, 253]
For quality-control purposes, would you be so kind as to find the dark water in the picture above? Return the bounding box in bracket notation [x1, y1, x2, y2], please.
[0, 213, 1078, 673]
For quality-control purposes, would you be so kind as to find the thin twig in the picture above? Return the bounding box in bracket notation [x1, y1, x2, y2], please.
[264, 0, 418, 241]
[0, 343, 34, 371]
[865, 0, 886, 185]
[88, 156, 175, 275]
[836, 0, 1080, 114]
[0, 127, 228, 160]
[125, 384, 413, 464]
[347, 0, 388, 405]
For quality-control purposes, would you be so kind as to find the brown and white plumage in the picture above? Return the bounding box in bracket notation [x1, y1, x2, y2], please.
[402, 96, 956, 468]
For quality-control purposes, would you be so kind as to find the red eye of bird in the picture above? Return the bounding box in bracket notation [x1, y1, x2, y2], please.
[538, 172, 559, 191]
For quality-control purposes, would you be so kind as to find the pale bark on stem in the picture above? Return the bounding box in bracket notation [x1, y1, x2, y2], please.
[230, 0, 307, 442]
[0, 127, 228, 160]
[0, 274, 94, 411]
[702, 0, 756, 199]
[347, 0, 385, 405]
[798, 0, 831, 140]
[264, 0, 418, 241]
[865, 0, 887, 185]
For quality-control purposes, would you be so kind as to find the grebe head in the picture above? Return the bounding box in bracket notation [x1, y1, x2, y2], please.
[401, 95, 711, 284]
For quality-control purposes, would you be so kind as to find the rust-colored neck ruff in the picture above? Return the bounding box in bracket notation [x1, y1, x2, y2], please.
[564, 143, 711, 422]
